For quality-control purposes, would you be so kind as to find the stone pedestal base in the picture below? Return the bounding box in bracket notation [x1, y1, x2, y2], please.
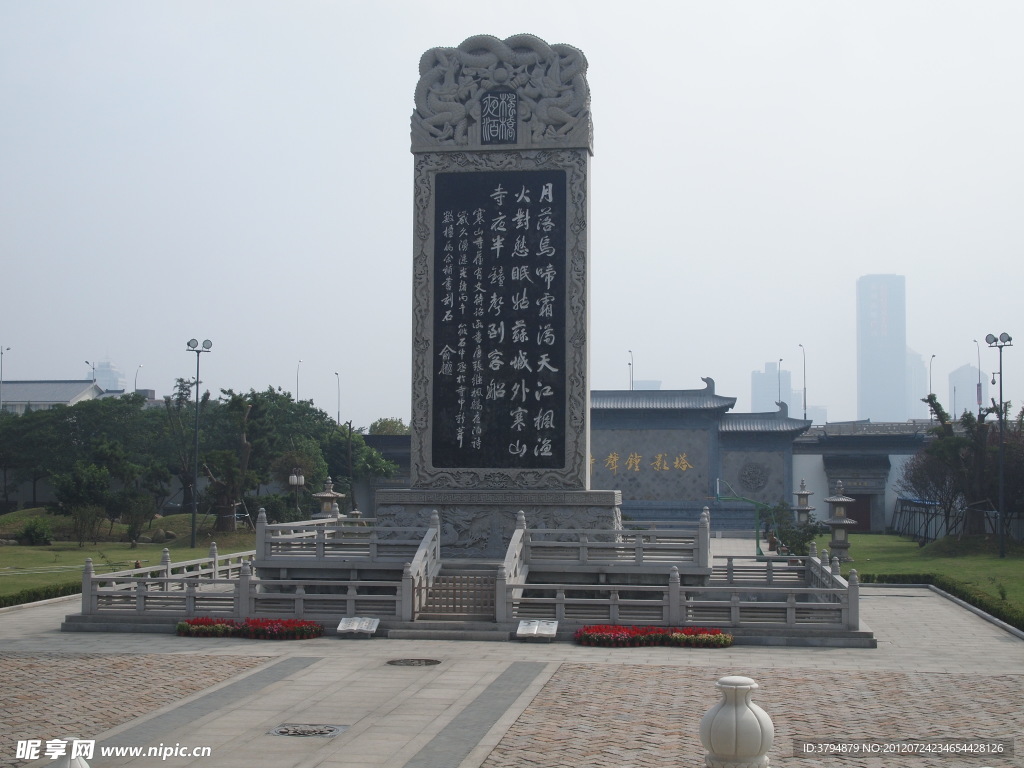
[375, 489, 622, 558]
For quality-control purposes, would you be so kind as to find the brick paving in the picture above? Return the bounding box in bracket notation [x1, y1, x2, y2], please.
[1, 540, 1021, 768]
[0, 653, 268, 768]
[481, 663, 1023, 768]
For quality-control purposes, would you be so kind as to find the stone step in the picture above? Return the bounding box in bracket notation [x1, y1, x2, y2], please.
[416, 612, 494, 622]
[387, 628, 511, 641]
[62, 613, 180, 633]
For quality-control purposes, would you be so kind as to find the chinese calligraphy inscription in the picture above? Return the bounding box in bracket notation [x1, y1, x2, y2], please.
[481, 90, 517, 145]
[432, 169, 567, 469]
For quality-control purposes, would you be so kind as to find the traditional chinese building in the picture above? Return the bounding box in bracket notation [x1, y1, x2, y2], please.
[589, 379, 812, 526]
[366, 378, 813, 532]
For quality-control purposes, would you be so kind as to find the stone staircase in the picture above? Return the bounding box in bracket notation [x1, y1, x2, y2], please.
[386, 560, 511, 641]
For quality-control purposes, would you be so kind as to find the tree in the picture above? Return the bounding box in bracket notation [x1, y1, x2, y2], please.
[899, 394, 1023, 541]
[761, 502, 821, 556]
[369, 417, 410, 435]
[202, 392, 256, 531]
[52, 461, 111, 511]
[70, 504, 105, 547]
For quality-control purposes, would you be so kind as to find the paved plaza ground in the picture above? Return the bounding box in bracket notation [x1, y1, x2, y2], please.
[1, 539, 1021, 768]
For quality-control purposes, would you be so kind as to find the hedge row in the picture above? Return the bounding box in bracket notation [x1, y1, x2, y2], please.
[859, 573, 1024, 632]
[0, 581, 81, 609]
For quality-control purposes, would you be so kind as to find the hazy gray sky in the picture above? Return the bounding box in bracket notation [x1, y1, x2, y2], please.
[2, 1, 1022, 428]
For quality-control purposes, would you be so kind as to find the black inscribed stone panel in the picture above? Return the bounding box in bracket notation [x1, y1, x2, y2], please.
[432, 169, 567, 469]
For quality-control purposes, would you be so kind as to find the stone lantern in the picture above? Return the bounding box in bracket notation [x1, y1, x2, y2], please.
[792, 479, 815, 525]
[311, 477, 346, 520]
[824, 480, 857, 562]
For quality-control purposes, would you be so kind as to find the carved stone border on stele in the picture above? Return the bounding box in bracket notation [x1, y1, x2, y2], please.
[410, 147, 591, 490]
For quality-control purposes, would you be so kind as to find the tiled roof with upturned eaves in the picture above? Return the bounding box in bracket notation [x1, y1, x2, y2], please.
[591, 378, 736, 412]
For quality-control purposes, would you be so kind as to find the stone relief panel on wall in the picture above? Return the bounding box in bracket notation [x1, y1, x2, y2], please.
[739, 462, 770, 493]
[375, 504, 621, 558]
[721, 452, 785, 505]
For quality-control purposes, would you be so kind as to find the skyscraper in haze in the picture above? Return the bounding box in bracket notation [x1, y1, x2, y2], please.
[857, 275, 907, 421]
[949, 363, 987, 418]
[751, 361, 791, 412]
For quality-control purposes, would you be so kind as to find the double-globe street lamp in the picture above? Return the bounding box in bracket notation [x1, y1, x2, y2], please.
[985, 332, 1012, 559]
[187, 339, 212, 548]
[289, 467, 305, 515]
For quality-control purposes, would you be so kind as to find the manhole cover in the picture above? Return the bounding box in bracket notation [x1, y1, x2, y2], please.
[387, 658, 441, 666]
[270, 724, 346, 737]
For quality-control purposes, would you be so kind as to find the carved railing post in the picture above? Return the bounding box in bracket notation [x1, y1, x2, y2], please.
[236, 562, 252, 619]
[401, 563, 414, 621]
[698, 508, 711, 569]
[161, 548, 171, 590]
[668, 566, 681, 624]
[431, 510, 442, 561]
[315, 526, 325, 559]
[256, 508, 268, 558]
[82, 558, 95, 615]
[847, 569, 860, 630]
[495, 565, 508, 622]
[207, 542, 218, 578]
[185, 582, 196, 617]
[135, 580, 147, 614]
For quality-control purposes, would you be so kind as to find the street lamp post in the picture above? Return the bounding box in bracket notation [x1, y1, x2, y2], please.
[85, 360, 96, 382]
[973, 339, 983, 417]
[0, 345, 9, 413]
[134, 364, 143, 393]
[187, 338, 212, 549]
[777, 359, 783, 404]
[334, 371, 341, 425]
[628, 350, 633, 390]
[985, 332, 1012, 559]
[296, 360, 302, 401]
[798, 344, 806, 420]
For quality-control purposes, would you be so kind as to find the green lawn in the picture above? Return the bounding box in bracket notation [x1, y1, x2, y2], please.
[815, 533, 1024, 610]
[0, 508, 257, 598]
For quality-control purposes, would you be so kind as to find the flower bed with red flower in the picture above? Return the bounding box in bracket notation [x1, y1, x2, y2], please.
[573, 625, 732, 648]
[176, 617, 324, 640]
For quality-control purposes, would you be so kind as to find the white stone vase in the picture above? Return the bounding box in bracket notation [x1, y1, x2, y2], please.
[699, 675, 774, 767]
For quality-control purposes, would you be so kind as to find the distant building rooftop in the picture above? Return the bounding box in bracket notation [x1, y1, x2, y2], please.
[0, 380, 106, 414]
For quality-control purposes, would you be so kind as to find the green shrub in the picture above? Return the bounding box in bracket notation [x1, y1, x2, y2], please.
[17, 518, 53, 546]
[0, 581, 80, 608]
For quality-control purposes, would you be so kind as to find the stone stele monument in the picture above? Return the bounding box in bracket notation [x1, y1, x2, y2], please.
[375, 34, 621, 557]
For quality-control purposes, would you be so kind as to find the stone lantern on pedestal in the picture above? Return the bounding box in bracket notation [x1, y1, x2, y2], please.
[792, 479, 815, 525]
[824, 480, 857, 562]
[311, 477, 346, 520]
